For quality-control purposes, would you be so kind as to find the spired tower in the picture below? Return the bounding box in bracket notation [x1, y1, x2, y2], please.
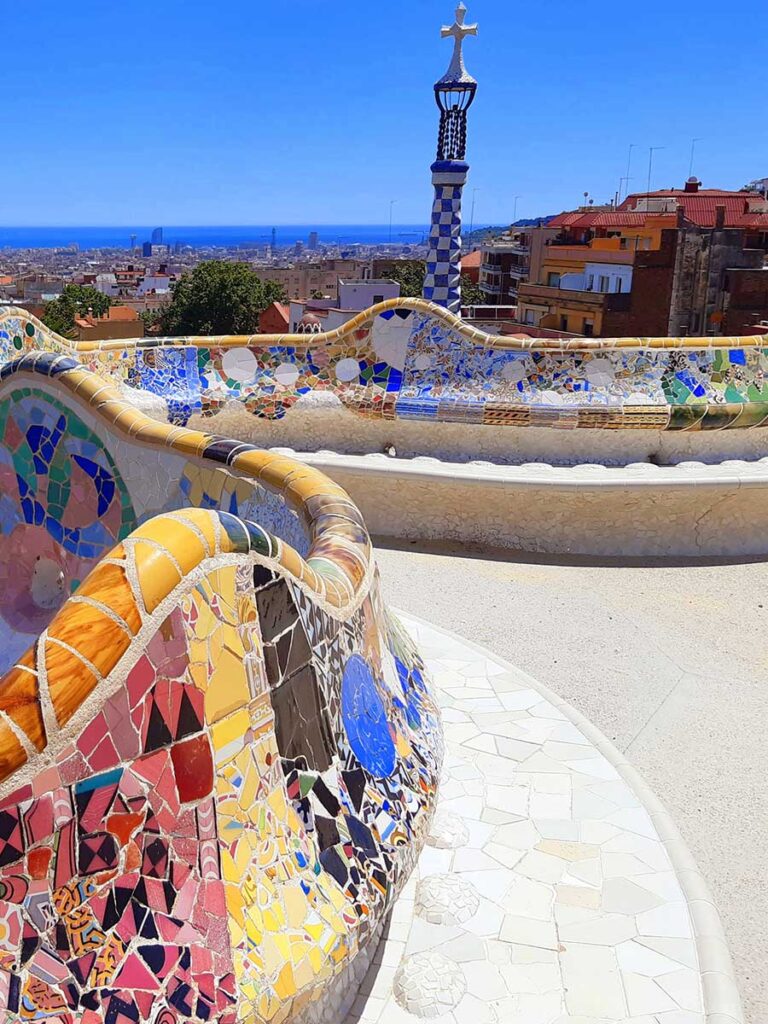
[422, 3, 478, 315]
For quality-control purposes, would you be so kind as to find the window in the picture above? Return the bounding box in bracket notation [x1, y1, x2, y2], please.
[547, 272, 561, 288]
[599, 275, 610, 292]
[619, 238, 628, 250]
[524, 310, 535, 325]
[615, 278, 623, 293]
[587, 274, 595, 291]
[583, 319, 594, 336]
[373, 295, 384, 304]
[560, 315, 568, 332]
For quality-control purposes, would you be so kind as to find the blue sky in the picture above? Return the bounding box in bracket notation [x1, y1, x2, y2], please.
[3, 0, 765, 226]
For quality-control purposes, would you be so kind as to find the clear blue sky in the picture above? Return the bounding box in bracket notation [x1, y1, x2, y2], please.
[3, 0, 765, 226]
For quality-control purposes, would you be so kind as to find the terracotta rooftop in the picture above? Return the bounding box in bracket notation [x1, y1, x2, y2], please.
[104, 305, 140, 321]
[620, 189, 768, 229]
[549, 187, 768, 232]
[548, 211, 653, 229]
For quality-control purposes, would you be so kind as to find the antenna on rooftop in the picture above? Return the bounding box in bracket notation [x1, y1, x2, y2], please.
[621, 144, 636, 202]
[688, 138, 703, 179]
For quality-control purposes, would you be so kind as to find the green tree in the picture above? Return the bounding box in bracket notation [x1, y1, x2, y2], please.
[386, 261, 426, 298]
[159, 261, 287, 335]
[460, 274, 485, 306]
[139, 307, 166, 334]
[42, 285, 112, 337]
[385, 262, 485, 307]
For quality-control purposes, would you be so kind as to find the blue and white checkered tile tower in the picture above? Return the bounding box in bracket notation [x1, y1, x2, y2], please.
[423, 4, 478, 316]
[424, 171, 468, 314]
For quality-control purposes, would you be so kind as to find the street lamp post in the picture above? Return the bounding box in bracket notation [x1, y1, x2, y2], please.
[468, 187, 480, 250]
[389, 199, 398, 244]
[622, 143, 636, 202]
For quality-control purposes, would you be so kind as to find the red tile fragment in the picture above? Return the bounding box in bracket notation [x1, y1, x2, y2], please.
[171, 735, 213, 803]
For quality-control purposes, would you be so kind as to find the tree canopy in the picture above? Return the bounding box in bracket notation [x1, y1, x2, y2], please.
[385, 260, 485, 307]
[460, 274, 485, 306]
[385, 261, 426, 299]
[42, 285, 112, 337]
[158, 261, 287, 335]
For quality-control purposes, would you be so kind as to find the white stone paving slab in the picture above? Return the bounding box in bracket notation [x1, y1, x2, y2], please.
[345, 614, 743, 1024]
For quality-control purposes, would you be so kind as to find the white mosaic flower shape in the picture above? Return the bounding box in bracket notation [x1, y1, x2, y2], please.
[393, 951, 467, 1018]
[416, 874, 480, 925]
[427, 809, 469, 850]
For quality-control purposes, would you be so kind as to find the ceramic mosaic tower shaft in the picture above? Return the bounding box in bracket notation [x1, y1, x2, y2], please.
[423, 4, 478, 315]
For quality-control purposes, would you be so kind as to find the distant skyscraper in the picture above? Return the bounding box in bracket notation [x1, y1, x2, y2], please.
[271, 228, 277, 252]
[151, 227, 163, 245]
[142, 241, 152, 258]
[308, 231, 319, 251]
[423, 3, 478, 314]
[294, 241, 305, 258]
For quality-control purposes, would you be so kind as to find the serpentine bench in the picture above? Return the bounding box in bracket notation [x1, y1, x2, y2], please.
[0, 352, 442, 1023]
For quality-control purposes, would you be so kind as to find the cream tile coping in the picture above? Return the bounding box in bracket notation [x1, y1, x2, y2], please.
[272, 446, 768, 489]
[4, 299, 767, 353]
[346, 612, 743, 1024]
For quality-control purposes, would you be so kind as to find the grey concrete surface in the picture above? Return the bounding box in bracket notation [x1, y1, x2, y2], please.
[375, 539, 768, 1024]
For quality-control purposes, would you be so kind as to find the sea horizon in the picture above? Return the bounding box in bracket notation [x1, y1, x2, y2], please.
[0, 225, 437, 250]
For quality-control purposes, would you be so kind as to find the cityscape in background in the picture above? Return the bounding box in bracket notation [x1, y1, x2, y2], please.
[1, 0, 766, 348]
[3, 174, 767, 343]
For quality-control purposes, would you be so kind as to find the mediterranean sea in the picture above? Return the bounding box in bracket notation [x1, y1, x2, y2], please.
[0, 225, 432, 250]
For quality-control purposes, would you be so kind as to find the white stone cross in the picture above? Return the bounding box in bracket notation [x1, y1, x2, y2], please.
[440, 3, 478, 82]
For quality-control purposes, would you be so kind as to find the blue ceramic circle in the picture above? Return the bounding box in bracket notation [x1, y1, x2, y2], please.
[341, 654, 397, 778]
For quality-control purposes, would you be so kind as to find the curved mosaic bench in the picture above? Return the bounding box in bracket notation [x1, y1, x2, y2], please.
[3, 303, 768, 433]
[0, 352, 442, 1023]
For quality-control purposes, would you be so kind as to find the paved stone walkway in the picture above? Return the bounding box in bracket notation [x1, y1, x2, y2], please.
[376, 545, 767, 1024]
[348, 614, 741, 1024]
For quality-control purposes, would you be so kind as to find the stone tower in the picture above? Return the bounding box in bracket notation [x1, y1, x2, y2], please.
[422, 3, 478, 315]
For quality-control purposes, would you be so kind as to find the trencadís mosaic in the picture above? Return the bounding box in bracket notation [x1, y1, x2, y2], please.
[0, 352, 442, 1023]
[4, 302, 768, 432]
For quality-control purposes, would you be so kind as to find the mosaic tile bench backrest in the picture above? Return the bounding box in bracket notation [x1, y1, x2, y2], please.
[0, 352, 442, 1023]
[4, 301, 768, 431]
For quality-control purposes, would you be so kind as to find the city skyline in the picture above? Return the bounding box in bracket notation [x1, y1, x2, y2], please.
[2, 0, 766, 227]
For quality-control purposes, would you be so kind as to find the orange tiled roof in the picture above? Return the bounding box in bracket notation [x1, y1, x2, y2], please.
[619, 189, 768, 229]
[105, 305, 140, 321]
[550, 190, 768, 232]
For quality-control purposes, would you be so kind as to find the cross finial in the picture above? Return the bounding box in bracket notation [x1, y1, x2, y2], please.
[438, 3, 478, 85]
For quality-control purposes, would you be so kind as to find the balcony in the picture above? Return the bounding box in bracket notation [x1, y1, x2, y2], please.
[481, 244, 530, 257]
[517, 282, 609, 310]
[546, 246, 635, 265]
[481, 261, 527, 275]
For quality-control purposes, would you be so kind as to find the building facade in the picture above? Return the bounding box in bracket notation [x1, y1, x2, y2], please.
[479, 227, 557, 306]
[517, 180, 768, 336]
[257, 260, 365, 301]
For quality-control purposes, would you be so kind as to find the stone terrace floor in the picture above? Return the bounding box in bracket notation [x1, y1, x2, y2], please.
[376, 544, 767, 1024]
